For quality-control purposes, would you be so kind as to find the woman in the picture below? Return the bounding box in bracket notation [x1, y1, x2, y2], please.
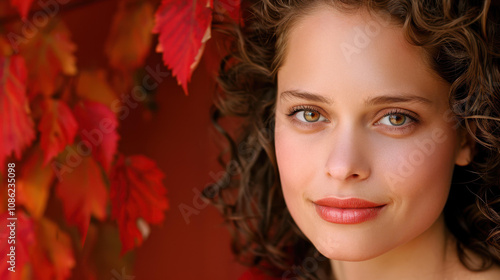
[207, 0, 500, 279]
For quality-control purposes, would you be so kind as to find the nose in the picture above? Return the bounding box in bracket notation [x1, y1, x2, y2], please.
[325, 125, 371, 182]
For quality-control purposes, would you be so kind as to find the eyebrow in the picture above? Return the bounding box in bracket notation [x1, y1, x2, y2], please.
[280, 90, 334, 104]
[365, 95, 432, 106]
[279, 90, 432, 106]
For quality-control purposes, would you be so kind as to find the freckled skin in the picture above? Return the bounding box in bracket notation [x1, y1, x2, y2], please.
[274, 4, 479, 280]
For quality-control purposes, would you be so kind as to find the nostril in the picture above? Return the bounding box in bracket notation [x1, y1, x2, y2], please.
[325, 154, 370, 181]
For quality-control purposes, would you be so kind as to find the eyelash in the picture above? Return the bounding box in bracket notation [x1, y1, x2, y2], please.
[286, 106, 420, 132]
[286, 105, 322, 118]
[379, 109, 419, 123]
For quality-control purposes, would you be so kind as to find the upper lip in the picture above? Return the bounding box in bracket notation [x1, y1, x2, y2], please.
[313, 197, 385, 208]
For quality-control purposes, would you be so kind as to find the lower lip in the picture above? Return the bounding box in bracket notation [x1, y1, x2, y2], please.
[314, 204, 384, 224]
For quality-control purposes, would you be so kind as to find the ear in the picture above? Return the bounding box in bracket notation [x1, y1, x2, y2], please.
[455, 121, 477, 166]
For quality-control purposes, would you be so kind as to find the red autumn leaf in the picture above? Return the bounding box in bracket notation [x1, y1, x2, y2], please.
[20, 19, 77, 98]
[110, 154, 169, 254]
[0, 211, 34, 280]
[17, 147, 54, 219]
[72, 101, 119, 171]
[55, 156, 108, 244]
[10, 0, 34, 18]
[153, 0, 213, 94]
[75, 223, 99, 280]
[213, 0, 241, 23]
[38, 99, 78, 165]
[29, 217, 75, 280]
[105, 0, 155, 71]
[0, 54, 35, 169]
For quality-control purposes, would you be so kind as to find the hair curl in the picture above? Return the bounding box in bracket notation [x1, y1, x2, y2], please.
[205, 0, 500, 278]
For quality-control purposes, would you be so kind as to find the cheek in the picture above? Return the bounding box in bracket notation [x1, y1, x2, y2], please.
[383, 126, 458, 222]
[275, 121, 317, 212]
[275, 126, 302, 196]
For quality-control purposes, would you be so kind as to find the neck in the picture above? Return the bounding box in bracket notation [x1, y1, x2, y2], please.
[331, 215, 461, 280]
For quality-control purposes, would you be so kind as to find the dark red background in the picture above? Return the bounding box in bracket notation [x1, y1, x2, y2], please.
[60, 0, 245, 279]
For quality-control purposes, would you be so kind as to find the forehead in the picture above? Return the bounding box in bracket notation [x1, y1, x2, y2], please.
[277, 5, 449, 101]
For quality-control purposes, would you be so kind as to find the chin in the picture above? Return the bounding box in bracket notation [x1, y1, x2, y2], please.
[310, 235, 387, 262]
[316, 249, 380, 262]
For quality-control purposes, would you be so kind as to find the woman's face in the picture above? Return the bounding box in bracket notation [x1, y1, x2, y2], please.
[275, 6, 472, 261]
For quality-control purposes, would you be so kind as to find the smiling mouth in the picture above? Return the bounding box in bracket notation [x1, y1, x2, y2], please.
[313, 197, 386, 224]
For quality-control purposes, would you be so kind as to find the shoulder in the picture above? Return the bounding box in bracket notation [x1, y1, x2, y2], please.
[238, 268, 281, 280]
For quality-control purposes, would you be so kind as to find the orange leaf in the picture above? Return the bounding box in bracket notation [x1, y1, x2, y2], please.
[75, 70, 118, 108]
[17, 147, 54, 219]
[0, 36, 14, 56]
[0, 211, 34, 280]
[29, 218, 75, 280]
[20, 19, 77, 98]
[9, 0, 34, 19]
[110, 154, 169, 254]
[153, 0, 213, 94]
[0, 54, 35, 168]
[38, 99, 78, 165]
[55, 156, 108, 244]
[72, 101, 119, 171]
[105, 0, 154, 71]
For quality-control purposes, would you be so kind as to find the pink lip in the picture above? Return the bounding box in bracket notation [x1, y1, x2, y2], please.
[313, 198, 385, 224]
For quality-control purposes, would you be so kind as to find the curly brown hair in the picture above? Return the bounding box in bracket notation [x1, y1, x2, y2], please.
[205, 0, 500, 279]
